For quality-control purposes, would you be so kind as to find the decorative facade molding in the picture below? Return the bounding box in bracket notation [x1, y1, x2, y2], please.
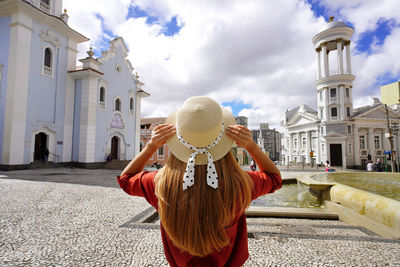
[98, 37, 134, 74]
[40, 29, 61, 48]
[108, 112, 127, 132]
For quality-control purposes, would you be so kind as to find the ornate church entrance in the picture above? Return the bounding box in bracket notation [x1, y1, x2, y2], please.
[111, 136, 119, 160]
[330, 144, 342, 166]
[34, 132, 48, 161]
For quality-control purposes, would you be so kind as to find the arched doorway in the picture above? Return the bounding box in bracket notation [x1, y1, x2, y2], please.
[34, 132, 48, 161]
[111, 136, 119, 160]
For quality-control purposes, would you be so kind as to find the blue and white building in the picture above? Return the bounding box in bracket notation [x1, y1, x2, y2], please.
[0, 0, 149, 169]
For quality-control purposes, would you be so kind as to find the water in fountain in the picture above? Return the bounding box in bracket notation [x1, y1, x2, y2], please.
[251, 182, 321, 208]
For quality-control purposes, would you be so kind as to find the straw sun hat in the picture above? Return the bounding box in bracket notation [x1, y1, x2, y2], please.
[165, 96, 236, 166]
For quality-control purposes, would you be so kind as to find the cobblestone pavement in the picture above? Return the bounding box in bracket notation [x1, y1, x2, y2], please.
[0, 168, 399, 266]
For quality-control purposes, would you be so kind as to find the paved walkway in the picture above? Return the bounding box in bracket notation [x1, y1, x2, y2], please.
[0, 168, 399, 266]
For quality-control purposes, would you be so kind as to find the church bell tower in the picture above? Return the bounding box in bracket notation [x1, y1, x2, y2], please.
[313, 17, 355, 124]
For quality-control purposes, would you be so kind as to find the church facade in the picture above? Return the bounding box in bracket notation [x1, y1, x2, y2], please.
[280, 18, 400, 169]
[0, 0, 148, 169]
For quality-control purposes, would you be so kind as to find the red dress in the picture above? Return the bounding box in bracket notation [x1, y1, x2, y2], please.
[117, 171, 282, 267]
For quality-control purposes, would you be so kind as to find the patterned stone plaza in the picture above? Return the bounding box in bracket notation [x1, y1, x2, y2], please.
[0, 168, 399, 266]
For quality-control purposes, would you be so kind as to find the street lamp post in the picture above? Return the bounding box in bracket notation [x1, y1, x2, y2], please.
[391, 123, 399, 172]
[385, 104, 395, 173]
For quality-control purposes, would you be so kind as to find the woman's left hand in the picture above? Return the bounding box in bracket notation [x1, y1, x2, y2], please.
[121, 124, 175, 176]
[148, 124, 176, 149]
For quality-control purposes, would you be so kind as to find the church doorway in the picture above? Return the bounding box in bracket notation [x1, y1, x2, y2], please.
[330, 144, 342, 166]
[111, 136, 119, 160]
[34, 132, 48, 161]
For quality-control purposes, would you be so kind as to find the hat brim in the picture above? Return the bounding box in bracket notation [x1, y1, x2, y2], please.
[165, 107, 236, 165]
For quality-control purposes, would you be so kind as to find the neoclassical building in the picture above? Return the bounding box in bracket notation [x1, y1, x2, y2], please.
[0, 0, 149, 169]
[280, 17, 400, 168]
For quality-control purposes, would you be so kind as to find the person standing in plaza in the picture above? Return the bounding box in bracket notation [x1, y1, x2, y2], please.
[117, 96, 281, 267]
[375, 158, 383, 172]
[325, 160, 331, 172]
[43, 148, 49, 162]
[366, 160, 374, 172]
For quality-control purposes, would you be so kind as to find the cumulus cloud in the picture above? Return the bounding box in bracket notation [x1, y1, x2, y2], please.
[63, 0, 400, 130]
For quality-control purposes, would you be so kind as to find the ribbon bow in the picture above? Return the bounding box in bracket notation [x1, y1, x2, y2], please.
[176, 122, 224, 190]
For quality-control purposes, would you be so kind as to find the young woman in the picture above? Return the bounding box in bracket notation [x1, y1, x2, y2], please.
[117, 96, 281, 267]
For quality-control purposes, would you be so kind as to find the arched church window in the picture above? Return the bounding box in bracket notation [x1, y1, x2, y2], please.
[115, 98, 121, 111]
[44, 48, 52, 68]
[99, 87, 106, 110]
[42, 47, 53, 77]
[100, 87, 105, 102]
[129, 97, 134, 111]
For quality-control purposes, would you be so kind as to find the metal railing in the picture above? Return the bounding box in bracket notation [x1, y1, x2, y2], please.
[43, 66, 52, 76]
[39, 1, 50, 12]
[49, 152, 59, 163]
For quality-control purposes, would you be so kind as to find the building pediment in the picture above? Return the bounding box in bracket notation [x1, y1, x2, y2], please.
[354, 104, 400, 120]
[287, 112, 318, 126]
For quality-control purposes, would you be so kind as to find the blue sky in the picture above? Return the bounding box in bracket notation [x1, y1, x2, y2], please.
[66, 0, 400, 129]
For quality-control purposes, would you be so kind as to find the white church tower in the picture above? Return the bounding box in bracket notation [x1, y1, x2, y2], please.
[280, 16, 400, 169]
[312, 17, 356, 167]
[313, 16, 355, 124]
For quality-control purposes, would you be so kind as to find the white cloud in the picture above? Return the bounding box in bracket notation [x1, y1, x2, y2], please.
[63, 0, 400, 130]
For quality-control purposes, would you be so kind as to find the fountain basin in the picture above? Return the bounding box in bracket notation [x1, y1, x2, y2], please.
[297, 172, 400, 239]
[330, 183, 400, 232]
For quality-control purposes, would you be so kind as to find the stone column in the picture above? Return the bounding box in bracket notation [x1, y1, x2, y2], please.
[337, 39, 344, 75]
[345, 41, 352, 74]
[78, 73, 100, 163]
[354, 126, 360, 165]
[63, 40, 79, 162]
[1, 12, 33, 165]
[322, 43, 329, 77]
[324, 87, 329, 121]
[297, 132, 301, 162]
[316, 47, 322, 80]
[308, 132, 311, 160]
[342, 140, 347, 169]
[339, 85, 345, 120]
[288, 133, 292, 162]
[368, 128, 374, 160]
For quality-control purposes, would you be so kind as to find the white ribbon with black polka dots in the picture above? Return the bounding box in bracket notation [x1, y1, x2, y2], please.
[176, 122, 224, 190]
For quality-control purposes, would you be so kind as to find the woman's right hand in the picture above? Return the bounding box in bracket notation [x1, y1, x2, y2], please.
[226, 125, 280, 176]
[148, 124, 176, 149]
[225, 125, 255, 150]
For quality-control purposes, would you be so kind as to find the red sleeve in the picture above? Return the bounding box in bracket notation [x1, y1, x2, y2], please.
[116, 171, 159, 209]
[247, 171, 282, 200]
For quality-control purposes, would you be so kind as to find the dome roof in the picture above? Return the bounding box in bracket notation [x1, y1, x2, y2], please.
[318, 19, 349, 33]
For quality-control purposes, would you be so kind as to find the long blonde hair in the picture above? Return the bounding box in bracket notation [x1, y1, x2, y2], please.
[154, 151, 253, 257]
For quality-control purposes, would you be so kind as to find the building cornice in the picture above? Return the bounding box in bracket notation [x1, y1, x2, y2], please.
[314, 74, 355, 87]
[68, 68, 104, 78]
[312, 27, 354, 47]
[0, 0, 88, 43]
